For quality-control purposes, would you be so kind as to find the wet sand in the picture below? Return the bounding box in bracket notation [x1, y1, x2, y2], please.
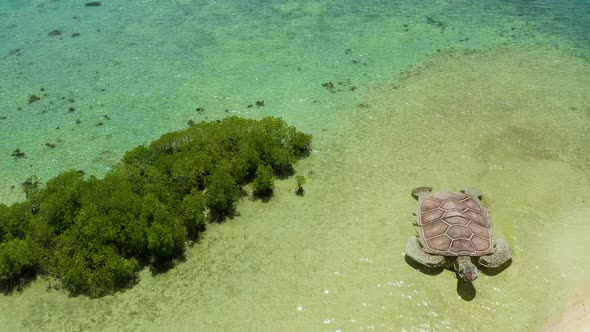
[342, 45, 590, 331]
[543, 291, 590, 332]
[541, 206, 590, 332]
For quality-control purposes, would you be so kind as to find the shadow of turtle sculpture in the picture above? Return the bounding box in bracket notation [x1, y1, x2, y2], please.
[404, 186, 512, 298]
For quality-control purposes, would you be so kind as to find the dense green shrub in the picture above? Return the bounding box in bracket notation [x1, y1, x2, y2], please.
[0, 238, 42, 292]
[32, 170, 87, 235]
[80, 174, 142, 218]
[140, 194, 186, 260]
[0, 202, 31, 242]
[295, 175, 307, 196]
[178, 189, 206, 240]
[53, 244, 139, 298]
[205, 167, 241, 219]
[252, 164, 275, 198]
[0, 204, 9, 242]
[0, 116, 311, 297]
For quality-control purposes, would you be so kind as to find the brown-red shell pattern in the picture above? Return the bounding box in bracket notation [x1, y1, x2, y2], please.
[415, 191, 493, 256]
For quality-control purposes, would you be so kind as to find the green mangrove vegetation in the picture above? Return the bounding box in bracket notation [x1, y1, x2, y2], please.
[0, 116, 311, 297]
[295, 175, 307, 196]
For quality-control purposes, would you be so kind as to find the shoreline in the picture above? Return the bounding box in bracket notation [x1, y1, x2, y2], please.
[542, 287, 590, 331]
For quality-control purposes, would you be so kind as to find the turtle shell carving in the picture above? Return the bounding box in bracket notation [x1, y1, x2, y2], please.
[415, 191, 493, 256]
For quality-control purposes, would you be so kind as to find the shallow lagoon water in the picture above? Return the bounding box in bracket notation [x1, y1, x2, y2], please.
[1, 1, 589, 331]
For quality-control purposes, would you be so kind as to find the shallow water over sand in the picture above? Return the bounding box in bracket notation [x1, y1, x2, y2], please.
[2, 46, 589, 331]
[1, 1, 589, 331]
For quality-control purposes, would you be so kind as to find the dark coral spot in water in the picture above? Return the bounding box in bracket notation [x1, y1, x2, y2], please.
[28, 95, 41, 104]
[11, 149, 26, 160]
[321, 82, 336, 93]
[48, 29, 62, 36]
[3, 48, 21, 59]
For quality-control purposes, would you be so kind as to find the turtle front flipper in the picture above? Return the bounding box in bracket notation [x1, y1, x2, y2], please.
[405, 237, 445, 268]
[478, 238, 512, 268]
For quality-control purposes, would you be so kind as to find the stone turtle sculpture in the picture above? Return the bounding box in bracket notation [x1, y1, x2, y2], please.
[405, 186, 512, 282]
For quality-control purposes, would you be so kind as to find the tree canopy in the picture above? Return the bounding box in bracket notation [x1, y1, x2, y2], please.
[0, 116, 311, 297]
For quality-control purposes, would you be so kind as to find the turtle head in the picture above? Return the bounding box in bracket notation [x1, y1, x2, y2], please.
[456, 256, 478, 282]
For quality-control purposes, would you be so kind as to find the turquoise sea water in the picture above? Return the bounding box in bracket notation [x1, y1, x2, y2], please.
[1, 0, 588, 202]
[1, 1, 589, 331]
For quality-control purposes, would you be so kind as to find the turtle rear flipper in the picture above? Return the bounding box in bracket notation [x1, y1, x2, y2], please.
[411, 186, 433, 200]
[462, 186, 482, 200]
